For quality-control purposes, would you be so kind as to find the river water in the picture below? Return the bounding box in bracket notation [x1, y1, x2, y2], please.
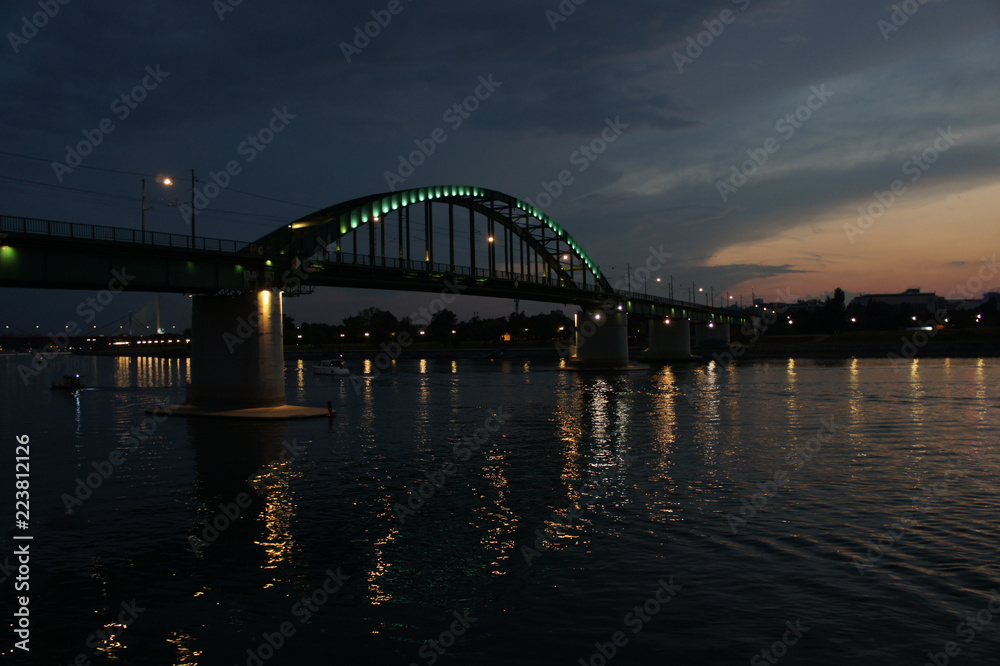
[1, 354, 998, 665]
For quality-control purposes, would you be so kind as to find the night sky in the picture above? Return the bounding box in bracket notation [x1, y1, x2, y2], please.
[2, 0, 998, 334]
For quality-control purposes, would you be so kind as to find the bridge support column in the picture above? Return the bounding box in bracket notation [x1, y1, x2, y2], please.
[185, 290, 286, 409]
[643, 318, 691, 360]
[569, 310, 629, 367]
[694, 322, 731, 350]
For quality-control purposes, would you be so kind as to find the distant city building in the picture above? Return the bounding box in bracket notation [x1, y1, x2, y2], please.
[950, 291, 1000, 311]
[849, 288, 945, 313]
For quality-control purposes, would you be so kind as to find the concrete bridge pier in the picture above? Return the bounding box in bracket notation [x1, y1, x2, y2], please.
[694, 322, 731, 350]
[569, 310, 630, 367]
[170, 290, 327, 419]
[643, 318, 692, 360]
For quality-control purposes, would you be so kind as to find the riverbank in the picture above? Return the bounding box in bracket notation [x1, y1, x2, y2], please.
[42, 326, 1000, 360]
[728, 327, 1000, 359]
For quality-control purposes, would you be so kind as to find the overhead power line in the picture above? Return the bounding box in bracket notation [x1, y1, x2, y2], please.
[0, 149, 319, 210]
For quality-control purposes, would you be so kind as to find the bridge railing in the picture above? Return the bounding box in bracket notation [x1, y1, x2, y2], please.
[0, 215, 247, 253]
[311, 251, 610, 294]
[613, 288, 698, 309]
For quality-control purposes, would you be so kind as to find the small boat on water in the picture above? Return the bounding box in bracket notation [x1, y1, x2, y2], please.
[313, 359, 349, 375]
[52, 374, 85, 390]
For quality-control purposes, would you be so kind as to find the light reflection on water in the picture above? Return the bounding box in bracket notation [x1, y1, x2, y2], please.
[1, 355, 998, 665]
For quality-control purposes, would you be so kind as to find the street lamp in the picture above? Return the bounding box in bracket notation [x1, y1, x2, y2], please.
[141, 175, 173, 242]
[166, 170, 197, 246]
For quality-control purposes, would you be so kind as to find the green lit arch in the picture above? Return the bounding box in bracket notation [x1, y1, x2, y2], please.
[254, 185, 612, 292]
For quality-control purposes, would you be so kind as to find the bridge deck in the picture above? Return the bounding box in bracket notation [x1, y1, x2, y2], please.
[0, 214, 747, 324]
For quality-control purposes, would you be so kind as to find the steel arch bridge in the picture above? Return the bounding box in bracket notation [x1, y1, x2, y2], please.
[254, 185, 612, 293]
[0, 185, 747, 324]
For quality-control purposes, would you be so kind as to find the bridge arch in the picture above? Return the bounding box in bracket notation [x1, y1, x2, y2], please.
[253, 186, 613, 294]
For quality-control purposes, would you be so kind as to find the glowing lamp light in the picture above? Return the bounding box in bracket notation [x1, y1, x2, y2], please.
[487, 236, 495, 243]
[665, 318, 671, 324]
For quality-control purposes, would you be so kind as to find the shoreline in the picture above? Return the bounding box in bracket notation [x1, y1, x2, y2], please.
[53, 344, 1000, 361]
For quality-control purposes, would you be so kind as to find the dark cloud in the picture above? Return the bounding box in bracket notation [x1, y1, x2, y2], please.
[1, 0, 999, 328]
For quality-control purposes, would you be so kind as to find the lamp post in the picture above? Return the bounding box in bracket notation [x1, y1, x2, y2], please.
[141, 178, 149, 242]
[142, 176, 172, 243]
[190, 168, 197, 248]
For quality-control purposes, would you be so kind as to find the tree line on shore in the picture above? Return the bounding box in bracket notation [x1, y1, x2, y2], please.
[285, 308, 573, 346]
[283, 289, 999, 347]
